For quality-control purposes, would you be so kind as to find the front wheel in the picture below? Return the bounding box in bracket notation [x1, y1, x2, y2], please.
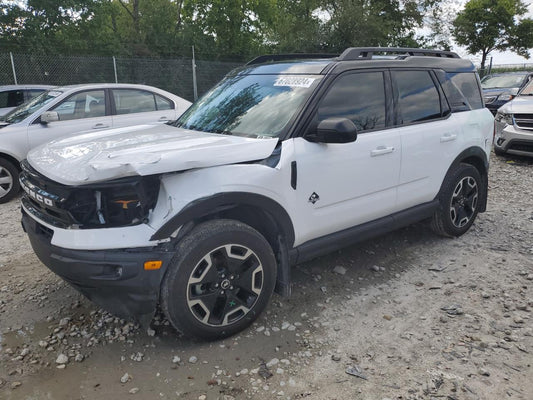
[431, 163, 482, 237]
[161, 219, 277, 340]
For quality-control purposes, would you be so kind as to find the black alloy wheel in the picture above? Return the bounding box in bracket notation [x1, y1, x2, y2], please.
[161, 219, 276, 340]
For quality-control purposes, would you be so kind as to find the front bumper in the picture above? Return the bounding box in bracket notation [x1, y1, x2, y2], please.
[22, 209, 175, 326]
[494, 121, 533, 157]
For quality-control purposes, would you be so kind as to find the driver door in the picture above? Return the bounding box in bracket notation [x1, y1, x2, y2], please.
[291, 70, 401, 245]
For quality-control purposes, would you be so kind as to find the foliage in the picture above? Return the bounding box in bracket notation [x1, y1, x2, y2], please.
[0, 0, 454, 60]
[453, 0, 533, 70]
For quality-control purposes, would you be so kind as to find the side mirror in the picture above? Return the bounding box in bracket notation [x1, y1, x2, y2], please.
[40, 111, 59, 124]
[306, 117, 358, 144]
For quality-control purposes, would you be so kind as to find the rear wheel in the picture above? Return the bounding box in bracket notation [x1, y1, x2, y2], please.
[0, 158, 20, 204]
[161, 219, 276, 340]
[431, 163, 481, 237]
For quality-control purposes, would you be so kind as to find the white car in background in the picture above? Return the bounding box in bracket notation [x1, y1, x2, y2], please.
[0, 83, 191, 203]
[0, 84, 53, 116]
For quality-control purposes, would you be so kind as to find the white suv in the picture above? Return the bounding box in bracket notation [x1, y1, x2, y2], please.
[20, 48, 494, 340]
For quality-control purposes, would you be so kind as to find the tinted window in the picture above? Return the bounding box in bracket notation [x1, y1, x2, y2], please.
[318, 72, 386, 131]
[394, 71, 441, 124]
[448, 73, 483, 110]
[0, 90, 24, 108]
[113, 89, 157, 115]
[155, 94, 173, 110]
[52, 90, 106, 121]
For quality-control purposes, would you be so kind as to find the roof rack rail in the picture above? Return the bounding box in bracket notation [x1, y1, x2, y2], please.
[338, 47, 460, 61]
[246, 53, 338, 66]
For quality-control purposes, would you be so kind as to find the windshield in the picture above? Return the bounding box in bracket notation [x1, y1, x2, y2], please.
[174, 74, 322, 138]
[2, 90, 62, 124]
[481, 74, 526, 89]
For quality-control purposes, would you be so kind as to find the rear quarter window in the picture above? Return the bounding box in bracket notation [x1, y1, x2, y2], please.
[443, 72, 484, 111]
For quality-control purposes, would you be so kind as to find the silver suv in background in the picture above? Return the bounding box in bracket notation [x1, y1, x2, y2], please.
[495, 78, 533, 157]
[481, 71, 533, 114]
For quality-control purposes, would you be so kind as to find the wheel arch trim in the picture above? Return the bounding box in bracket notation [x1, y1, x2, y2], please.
[150, 192, 296, 247]
[438, 146, 489, 212]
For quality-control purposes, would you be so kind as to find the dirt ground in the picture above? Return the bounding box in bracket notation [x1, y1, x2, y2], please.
[0, 153, 532, 400]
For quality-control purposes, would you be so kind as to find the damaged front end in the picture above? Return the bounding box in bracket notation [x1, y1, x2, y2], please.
[20, 160, 172, 326]
[20, 160, 160, 230]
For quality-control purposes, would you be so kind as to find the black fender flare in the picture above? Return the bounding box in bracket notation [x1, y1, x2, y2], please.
[150, 192, 295, 247]
[437, 146, 489, 212]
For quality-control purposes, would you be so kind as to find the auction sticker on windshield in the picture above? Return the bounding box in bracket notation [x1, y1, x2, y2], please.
[274, 77, 315, 88]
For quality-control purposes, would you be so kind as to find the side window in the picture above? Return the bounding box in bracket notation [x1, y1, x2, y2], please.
[448, 72, 483, 110]
[51, 90, 106, 121]
[113, 89, 157, 115]
[0, 90, 25, 107]
[394, 71, 442, 124]
[318, 71, 386, 132]
[155, 94, 173, 110]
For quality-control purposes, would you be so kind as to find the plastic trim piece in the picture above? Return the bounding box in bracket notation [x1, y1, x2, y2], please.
[150, 192, 296, 247]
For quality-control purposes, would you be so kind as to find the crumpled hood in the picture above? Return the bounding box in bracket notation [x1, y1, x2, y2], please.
[498, 95, 533, 114]
[27, 124, 279, 185]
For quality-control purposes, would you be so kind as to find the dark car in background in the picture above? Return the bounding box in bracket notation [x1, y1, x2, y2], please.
[481, 71, 533, 114]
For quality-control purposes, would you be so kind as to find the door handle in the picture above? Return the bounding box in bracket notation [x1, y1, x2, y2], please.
[371, 146, 395, 157]
[92, 123, 109, 129]
[440, 133, 457, 142]
[158, 116, 169, 122]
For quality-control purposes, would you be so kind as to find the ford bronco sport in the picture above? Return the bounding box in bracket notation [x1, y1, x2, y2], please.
[20, 48, 494, 340]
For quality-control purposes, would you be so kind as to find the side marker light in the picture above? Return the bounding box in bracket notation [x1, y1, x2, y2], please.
[144, 260, 162, 270]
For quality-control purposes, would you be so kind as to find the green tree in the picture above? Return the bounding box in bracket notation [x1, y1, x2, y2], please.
[266, 0, 324, 53]
[182, 0, 276, 59]
[453, 0, 533, 70]
[321, 0, 434, 52]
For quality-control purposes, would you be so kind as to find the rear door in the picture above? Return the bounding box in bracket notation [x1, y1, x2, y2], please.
[392, 69, 459, 210]
[111, 88, 178, 128]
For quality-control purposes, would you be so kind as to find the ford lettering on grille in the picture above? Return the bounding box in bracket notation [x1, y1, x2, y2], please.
[20, 178, 57, 207]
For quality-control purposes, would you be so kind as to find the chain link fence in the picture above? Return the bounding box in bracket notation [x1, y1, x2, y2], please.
[1, 53, 243, 101]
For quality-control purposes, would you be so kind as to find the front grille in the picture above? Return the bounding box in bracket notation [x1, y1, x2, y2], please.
[20, 161, 76, 228]
[509, 141, 533, 154]
[20, 160, 160, 229]
[514, 114, 533, 130]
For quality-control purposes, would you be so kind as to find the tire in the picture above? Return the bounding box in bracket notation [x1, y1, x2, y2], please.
[161, 219, 277, 340]
[431, 163, 481, 238]
[0, 158, 20, 204]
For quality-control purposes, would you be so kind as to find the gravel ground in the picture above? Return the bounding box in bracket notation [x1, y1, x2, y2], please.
[0, 153, 532, 400]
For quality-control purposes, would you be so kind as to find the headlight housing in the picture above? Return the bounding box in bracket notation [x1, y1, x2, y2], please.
[495, 112, 514, 125]
[497, 94, 514, 102]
